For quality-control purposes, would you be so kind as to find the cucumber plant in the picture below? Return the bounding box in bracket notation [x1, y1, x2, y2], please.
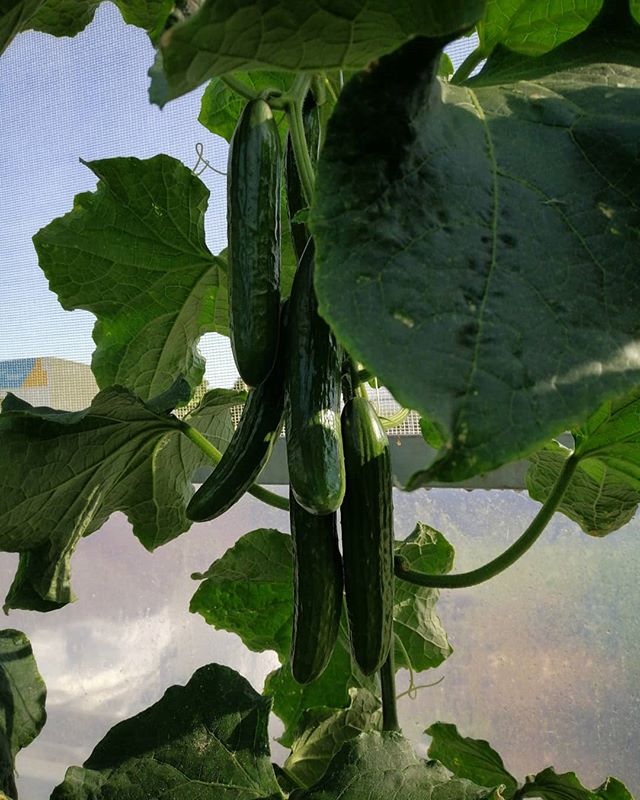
[0, 1, 640, 799]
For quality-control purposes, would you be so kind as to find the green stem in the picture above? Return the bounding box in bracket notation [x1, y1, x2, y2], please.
[181, 422, 289, 512]
[221, 74, 259, 102]
[380, 648, 400, 732]
[395, 454, 580, 588]
[286, 76, 315, 206]
[452, 47, 488, 84]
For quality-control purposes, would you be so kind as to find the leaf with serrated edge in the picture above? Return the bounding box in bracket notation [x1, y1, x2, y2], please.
[0, 386, 242, 611]
[595, 776, 635, 800]
[526, 441, 640, 537]
[33, 155, 222, 401]
[312, 11, 640, 487]
[284, 688, 381, 789]
[426, 723, 518, 799]
[289, 731, 496, 800]
[0, 630, 47, 799]
[152, 0, 486, 106]
[476, 0, 602, 57]
[394, 523, 453, 671]
[521, 767, 599, 800]
[50, 664, 280, 800]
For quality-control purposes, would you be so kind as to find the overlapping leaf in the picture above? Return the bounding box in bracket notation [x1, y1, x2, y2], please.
[51, 664, 281, 800]
[191, 526, 452, 742]
[33, 155, 222, 401]
[312, 6, 640, 487]
[283, 689, 381, 789]
[151, 0, 486, 106]
[0, 385, 242, 611]
[0, 630, 47, 799]
[290, 732, 496, 800]
[393, 523, 453, 671]
[476, 0, 602, 58]
[527, 442, 640, 536]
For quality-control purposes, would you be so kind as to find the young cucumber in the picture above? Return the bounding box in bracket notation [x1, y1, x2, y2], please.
[186, 310, 287, 522]
[290, 491, 343, 684]
[285, 242, 345, 515]
[340, 397, 394, 676]
[228, 98, 281, 387]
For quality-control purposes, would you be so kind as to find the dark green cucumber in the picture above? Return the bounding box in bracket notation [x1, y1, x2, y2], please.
[285, 94, 320, 263]
[285, 242, 345, 515]
[186, 322, 286, 522]
[340, 397, 394, 676]
[290, 491, 343, 684]
[228, 98, 281, 387]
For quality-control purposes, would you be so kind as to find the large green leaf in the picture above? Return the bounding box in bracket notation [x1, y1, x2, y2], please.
[0, 630, 47, 799]
[151, 0, 486, 106]
[289, 732, 495, 800]
[520, 768, 600, 800]
[0, 386, 241, 611]
[526, 442, 640, 537]
[26, 0, 99, 35]
[51, 663, 281, 800]
[312, 11, 640, 487]
[633, 0, 640, 22]
[191, 528, 294, 659]
[393, 523, 453, 671]
[283, 689, 381, 790]
[595, 777, 635, 800]
[476, 0, 602, 58]
[33, 155, 222, 401]
[192, 526, 452, 740]
[426, 723, 518, 798]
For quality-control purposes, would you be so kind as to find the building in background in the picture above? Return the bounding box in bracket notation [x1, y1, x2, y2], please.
[0, 357, 98, 410]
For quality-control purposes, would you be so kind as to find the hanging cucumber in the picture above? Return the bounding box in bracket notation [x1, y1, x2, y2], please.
[285, 94, 320, 263]
[228, 97, 281, 387]
[290, 491, 343, 684]
[340, 396, 394, 676]
[285, 241, 345, 515]
[186, 307, 287, 522]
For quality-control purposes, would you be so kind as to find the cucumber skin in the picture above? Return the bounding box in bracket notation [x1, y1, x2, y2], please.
[186, 324, 286, 523]
[340, 397, 394, 676]
[285, 243, 345, 515]
[228, 98, 281, 388]
[290, 491, 343, 684]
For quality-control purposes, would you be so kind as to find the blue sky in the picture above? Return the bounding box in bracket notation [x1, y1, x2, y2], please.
[0, 6, 476, 387]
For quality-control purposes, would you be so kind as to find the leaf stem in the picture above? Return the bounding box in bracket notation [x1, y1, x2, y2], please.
[380, 648, 400, 732]
[220, 74, 259, 102]
[181, 422, 289, 512]
[285, 76, 316, 207]
[452, 47, 487, 84]
[395, 454, 580, 588]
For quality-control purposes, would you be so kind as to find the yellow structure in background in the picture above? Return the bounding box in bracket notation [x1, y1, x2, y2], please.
[0, 357, 98, 411]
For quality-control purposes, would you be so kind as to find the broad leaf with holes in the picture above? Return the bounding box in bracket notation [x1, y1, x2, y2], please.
[0, 385, 242, 611]
[151, 0, 486, 106]
[0, 630, 47, 799]
[312, 6, 640, 486]
[290, 732, 497, 800]
[426, 723, 518, 798]
[33, 155, 222, 401]
[51, 664, 281, 799]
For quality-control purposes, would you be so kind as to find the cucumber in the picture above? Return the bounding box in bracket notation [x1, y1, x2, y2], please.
[290, 491, 343, 684]
[340, 396, 394, 676]
[285, 242, 345, 515]
[228, 98, 281, 387]
[285, 94, 320, 263]
[186, 309, 286, 522]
